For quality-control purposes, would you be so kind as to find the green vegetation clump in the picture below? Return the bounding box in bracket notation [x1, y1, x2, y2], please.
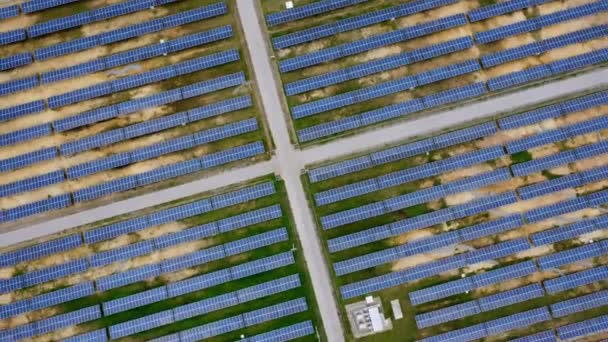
[510, 151, 533, 164]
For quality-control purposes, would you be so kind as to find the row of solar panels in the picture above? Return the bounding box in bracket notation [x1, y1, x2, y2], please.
[327, 169, 608, 267]
[0, 117, 257, 198]
[0, 2, 227, 71]
[409, 237, 608, 306]
[475, 1, 607, 44]
[334, 228, 527, 276]
[297, 47, 608, 142]
[329, 161, 608, 252]
[284, 23, 605, 108]
[0, 71, 246, 148]
[0, 25, 234, 100]
[1, 295, 309, 342]
[265, 0, 369, 27]
[279, 14, 468, 73]
[0, 141, 265, 223]
[278, 0, 604, 73]
[272, 0, 457, 50]
[270, 0, 554, 49]
[420, 268, 608, 341]
[307, 90, 608, 182]
[285, 35, 473, 96]
[338, 183, 608, 299]
[419, 286, 608, 331]
[315, 113, 608, 208]
[0, 0, 78, 19]
[298, 81, 490, 142]
[0, 227, 288, 318]
[419, 307, 552, 342]
[0, 0, 177, 48]
[63, 320, 314, 342]
[47, 48, 239, 109]
[416, 283, 545, 328]
[2, 208, 282, 297]
[0, 95, 252, 180]
[108, 274, 300, 339]
[0, 181, 274, 266]
[288, 23, 606, 97]
[292, 59, 481, 118]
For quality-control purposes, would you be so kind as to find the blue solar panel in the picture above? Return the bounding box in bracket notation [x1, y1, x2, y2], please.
[135, 159, 201, 186]
[22, 0, 81, 13]
[160, 245, 225, 274]
[0, 75, 39, 97]
[478, 283, 545, 312]
[551, 289, 608, 317]
[192, 118, 258, 146]
[0, 100, 45, 123]
[517, 173, 584, 200]
[173, 293, 238, 321]
[2, 194, 71, 222]
[472, 260, 537, 287]
[0, 124, 51, 147]
[28, 11, 92, 38]
[539, 242, 604, 271]
[320, 201, 387, 230]
[229, 251, 295, 280]
[72, 176, 138, 202]
[531, 216, 600, 246]
[557, 314, 608, 340]
[266, 0, 369, 26]
[31, 282, 94, 311]
[60, 128, 125, 155]
[188, 95, 252, 122]
[308, 156, 372, 183]
[49, 81, 113, 109]
[416, 300, 481, 328]
[224, 228, 288, 256]
[63, 328, 107, 342]
[216, 205, 282, 233]
[243, 298, 308, 327]
[510, 330, 557, 342]
[167, 25, 233, 53]
[91, 0, 154, 21]
[485, 307, 551, 335]
[176, 315, 244, 342]
[67, 152, 131, 179]
[199, 141, 265, 169]
[410, 277, 474, 305]
[274, 0, 456, 49]
[167, 268, 231, 298]
[422, 82, 487, 108]
[35, 36, 99, 61]
[97, 264, 161, 291]
[85, 216, 149, 244]
[0, 233, 81, 267]
[247, 321, 315, 342]
[418, 324, 487, 342]
[236, 274, 300, 304]
[544, 266, 608, 293]
[23, 258, 88, 288]
[549, 47, 608, 74]
[511, 149, 576, 177]
[279, 14, 467, 72]
[211, 181, 276, 209]
[488, 64, 552, 91]
[91, 240, 155, 268]
[469, 0, 549, 22]
[0, 5, 19, 20]
[109, 309, 174, 339]
[525, 196, 588, 222]
[466, 238, 530, 264]
[0, 29, 25, 46]
[0, 170, 65, 198]
[285, 35, 471, 95]
[35, 305, 101, 337]
[0, 52, 32, 71]
[103, 286, 167, 316]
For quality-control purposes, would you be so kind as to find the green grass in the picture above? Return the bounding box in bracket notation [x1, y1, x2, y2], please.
[510, 151, 534, 164]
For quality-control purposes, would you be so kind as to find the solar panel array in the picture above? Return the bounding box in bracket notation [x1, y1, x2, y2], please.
[543, 266, 608, 294]
[475, 1, 606, 44]
[557, 314, 608, 340]
[418, 307, 552, 342]
[279, 14, 468, 73]
[266, 0, 369, 27]
[0, 175, 316, 340]
[273, 0, 458, 49]
[267, 0, 608, 142]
